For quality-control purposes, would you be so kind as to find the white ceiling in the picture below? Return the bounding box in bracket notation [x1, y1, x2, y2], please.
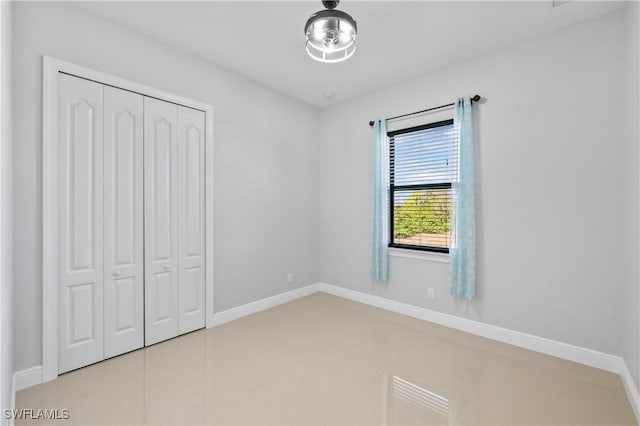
[74, 1, 624, 108]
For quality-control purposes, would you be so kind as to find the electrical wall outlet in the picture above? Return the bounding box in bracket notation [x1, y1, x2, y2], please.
[287, 273, 293, 283]
[427, 288, 435, 300]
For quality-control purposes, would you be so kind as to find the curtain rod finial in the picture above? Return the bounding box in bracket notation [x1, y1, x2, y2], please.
[471, 94, 481, 102]
[369, 120, 375, 127]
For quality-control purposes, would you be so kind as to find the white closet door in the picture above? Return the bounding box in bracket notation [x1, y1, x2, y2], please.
[177, 107, 206, 334]
[58, 74, 104, 373]
[144, 97, 179, 346]
[103, 86, 144, 358]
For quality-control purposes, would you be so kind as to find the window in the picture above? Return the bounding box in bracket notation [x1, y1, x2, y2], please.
[389, 119, 456, 253]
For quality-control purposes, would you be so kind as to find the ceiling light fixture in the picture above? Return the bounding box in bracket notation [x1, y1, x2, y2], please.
[304, 0, 357, 64]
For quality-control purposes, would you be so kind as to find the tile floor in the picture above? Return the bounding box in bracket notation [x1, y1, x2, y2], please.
[16, 293, 637, 425]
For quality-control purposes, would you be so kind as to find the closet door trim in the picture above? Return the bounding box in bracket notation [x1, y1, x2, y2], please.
[42, 56, 214, 382]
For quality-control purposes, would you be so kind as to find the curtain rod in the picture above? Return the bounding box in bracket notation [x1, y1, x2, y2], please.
[368, 94, 482, 127]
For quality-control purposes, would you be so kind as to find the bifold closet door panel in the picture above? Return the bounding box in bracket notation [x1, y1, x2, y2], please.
[58, 74, 105, 374]
[103, 86, 144, 358]
[177, 106, 206, 334]
[144, 97, 179, 346]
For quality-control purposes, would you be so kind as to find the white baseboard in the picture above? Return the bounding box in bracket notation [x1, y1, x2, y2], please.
[13, 366, 42, 393]
[318, 283, 620, 372]
[210, 284, 320, 327]
[316, 282, 639, 424]
[9, 366, 42, 426]
[620, 360, 640, 423]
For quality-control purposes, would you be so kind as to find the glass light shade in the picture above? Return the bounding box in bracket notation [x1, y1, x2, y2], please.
[304, 9, 357, 63]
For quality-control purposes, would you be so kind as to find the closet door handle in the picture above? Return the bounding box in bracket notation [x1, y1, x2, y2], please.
[113, 271, 122, 277]
[163, 265, 171, 271]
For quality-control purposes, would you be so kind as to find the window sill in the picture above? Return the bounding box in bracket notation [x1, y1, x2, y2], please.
[388, 247, 449, 263]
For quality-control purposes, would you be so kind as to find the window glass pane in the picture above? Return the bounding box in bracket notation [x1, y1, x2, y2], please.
[391, 124, 456, 186]
[392, 188, 451, 249]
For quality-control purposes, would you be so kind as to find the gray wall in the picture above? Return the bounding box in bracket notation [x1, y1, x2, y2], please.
[12, 2, 319, 371]
[1, 0, 13, 419]
[622, 0, 640, 391]
[318, 10, 630, 356]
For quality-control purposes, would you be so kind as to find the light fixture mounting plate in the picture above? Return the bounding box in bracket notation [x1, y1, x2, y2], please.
[322, 1, 339, 10]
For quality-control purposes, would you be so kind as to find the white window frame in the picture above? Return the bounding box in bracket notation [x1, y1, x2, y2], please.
[388, 247, 449, 263]
[42, 56, 215, 382]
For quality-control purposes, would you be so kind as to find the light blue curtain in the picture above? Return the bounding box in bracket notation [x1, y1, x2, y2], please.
[450, 98, 476, 299]
[371, 119, 389, 282]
